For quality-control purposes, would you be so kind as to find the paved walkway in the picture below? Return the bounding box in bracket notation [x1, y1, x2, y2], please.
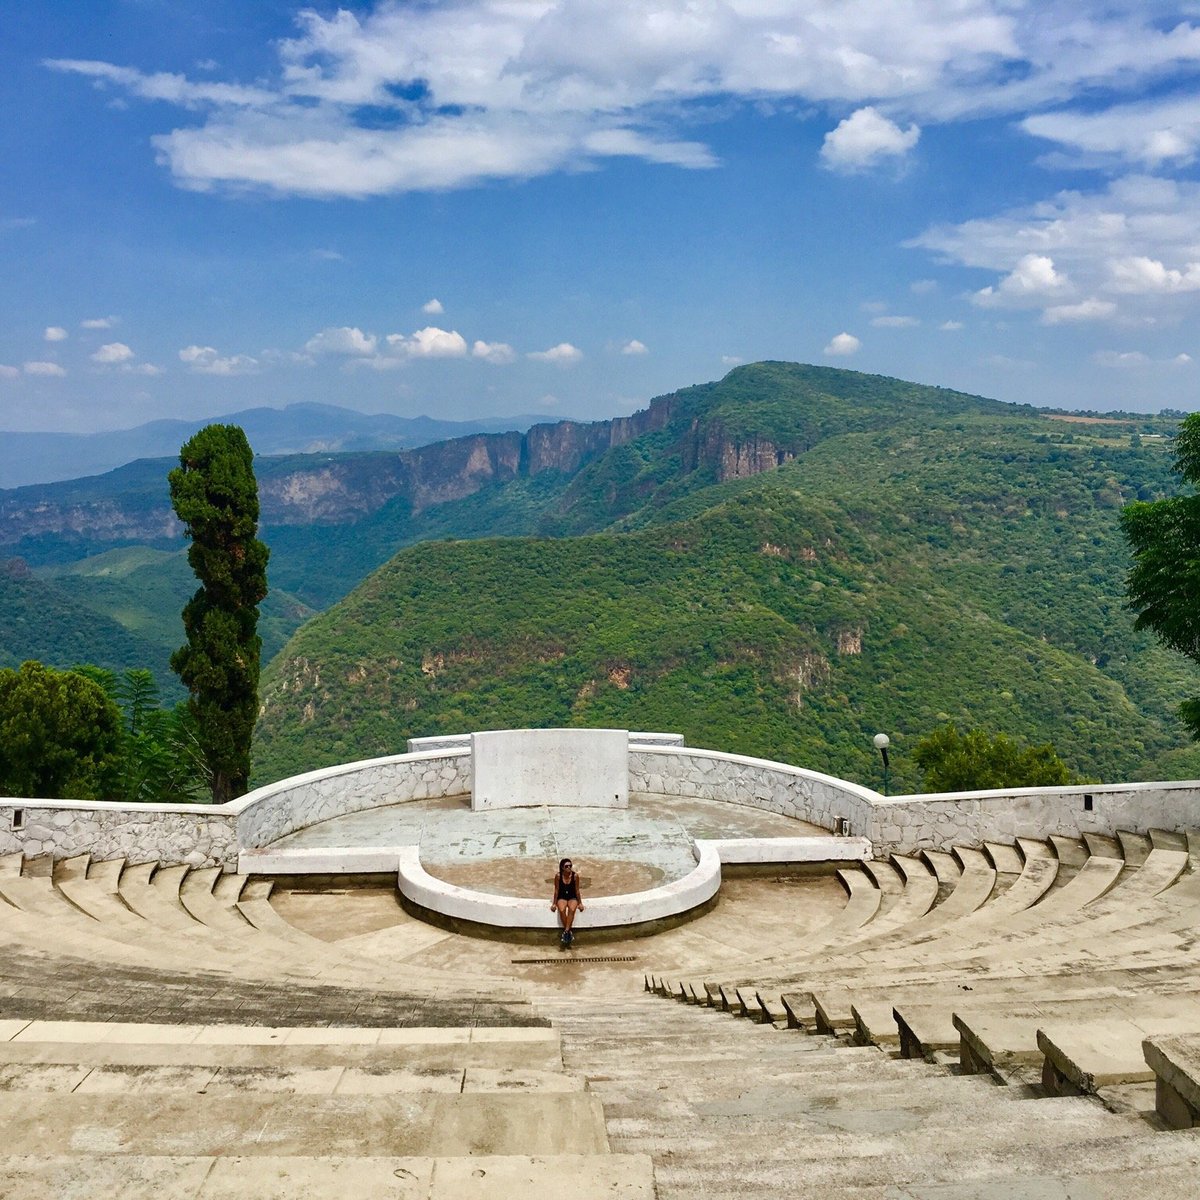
[273, 794, 826, 898]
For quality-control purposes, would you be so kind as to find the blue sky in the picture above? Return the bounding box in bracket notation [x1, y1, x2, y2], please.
[2, 1, 1199, 433]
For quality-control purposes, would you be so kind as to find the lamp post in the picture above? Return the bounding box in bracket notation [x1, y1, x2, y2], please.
[873, 732, 891, 796]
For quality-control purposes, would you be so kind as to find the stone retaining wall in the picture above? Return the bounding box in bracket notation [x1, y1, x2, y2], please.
[0, 799, 237, 867]
[4, 735, 1200, 866]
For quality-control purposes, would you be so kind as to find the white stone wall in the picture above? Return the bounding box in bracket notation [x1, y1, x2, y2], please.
[0, 799, 236, 867]
[629, 746, 877, 834]
[865, 781, 1200, 856]
[232, 751, 471, 849]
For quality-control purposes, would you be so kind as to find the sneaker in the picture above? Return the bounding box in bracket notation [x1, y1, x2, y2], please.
[560, 931, 568, 948]
[565, 930, 574, 947]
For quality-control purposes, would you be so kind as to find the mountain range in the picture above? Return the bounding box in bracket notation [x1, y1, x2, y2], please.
[0, 403, 544, 488]
[0, 363, 1195, 793]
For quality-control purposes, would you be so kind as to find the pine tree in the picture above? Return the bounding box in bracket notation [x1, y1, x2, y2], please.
[169, 425, 269, 803]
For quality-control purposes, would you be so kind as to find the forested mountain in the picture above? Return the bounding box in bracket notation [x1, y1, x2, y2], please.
[1, 362, 1193, 790]
[248, 363, 1199, 791]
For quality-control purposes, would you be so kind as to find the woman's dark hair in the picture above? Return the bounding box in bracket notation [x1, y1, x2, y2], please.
[559, 857, 572, 874]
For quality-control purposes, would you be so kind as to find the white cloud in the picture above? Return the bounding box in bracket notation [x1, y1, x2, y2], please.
[1174, 353, 1192, 366]
[823, 332, 860, 357]
[179, 345, 258, 375]
[1107, 256, 1200, 295]
[820, 107, 919, 171]
[528, 342, 583, 366]
[1023, 97, 1200, 168]
[913, 178, 1200, 328]
[304, 325, 377, 356]
[91, 341, 135, 364]
[619, 339, 648, 355]
[910, 279, 938, 295]
[52, 4, 1200, 198]
[472, 340, 516, 365]
[46, 59, 273, 107]
[80, 316, 116, 329]
[1041, 298, 1117, 325]
[721, 355, 743, 366]
[0, 364, 20, 380]
[870, 315, 919, 328]
[24, 361, 66, 377]
[129, 362, 163, 376]
[973, 254, 1070, 308]
[939, 320, 964, 331]
[388, 326, 468, 358]
[311, 248, 344, 261]
[422, 298, 444, 315]
[43, 326, 67, 342]
[1094, 349, 1150, 368]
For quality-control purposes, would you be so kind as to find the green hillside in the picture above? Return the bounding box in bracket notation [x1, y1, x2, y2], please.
[1, 547, 315, 700]
[253, 363, 1200, 790]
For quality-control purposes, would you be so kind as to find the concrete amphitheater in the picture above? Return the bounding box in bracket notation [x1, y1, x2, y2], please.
[2, 728, 1200, 1198]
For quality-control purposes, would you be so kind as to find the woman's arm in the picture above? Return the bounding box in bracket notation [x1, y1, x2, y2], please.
[551, 873, 559, 909]
[576, 876, 584, 910]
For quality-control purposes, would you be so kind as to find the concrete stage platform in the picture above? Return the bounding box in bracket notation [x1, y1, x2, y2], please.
[267, 794, 828, 899]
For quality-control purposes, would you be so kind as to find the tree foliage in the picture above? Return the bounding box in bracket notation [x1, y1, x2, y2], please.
[1121, 412, 1200, 738]
[0, 661, 123, 799]
[169, 425, 269, 804]
[912, 723, 1074, 792]
[77, 666, 208, 804]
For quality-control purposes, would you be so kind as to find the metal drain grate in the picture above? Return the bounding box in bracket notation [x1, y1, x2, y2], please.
[511, 955, 638, 965]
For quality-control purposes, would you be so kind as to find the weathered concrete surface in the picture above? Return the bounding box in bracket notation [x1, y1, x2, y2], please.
[472, 729, 629, 811]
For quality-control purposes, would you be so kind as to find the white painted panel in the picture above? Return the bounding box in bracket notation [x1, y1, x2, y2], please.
[471, 729, 629, 811]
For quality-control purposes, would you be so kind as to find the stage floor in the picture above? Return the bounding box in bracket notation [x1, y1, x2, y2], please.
[271, 793, 826, 899]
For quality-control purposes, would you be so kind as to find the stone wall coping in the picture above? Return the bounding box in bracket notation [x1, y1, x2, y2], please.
[871, 778, 1200, 805]
[0, 796, 232, 817]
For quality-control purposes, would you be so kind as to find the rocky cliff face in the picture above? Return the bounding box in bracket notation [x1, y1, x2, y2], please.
[0, 397, 684, 549]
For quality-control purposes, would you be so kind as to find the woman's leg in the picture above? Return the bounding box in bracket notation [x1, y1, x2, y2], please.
[556, 899, 570, 928]
[562, 900, 579, 931]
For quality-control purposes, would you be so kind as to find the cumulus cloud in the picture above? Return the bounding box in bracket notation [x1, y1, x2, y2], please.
[721, 355, 743, 366]
[0, 364, 20, 380]
[24, 361, 66, 377]
[910, 279, 938, 295]
[1040, 299, 1117, 324]
[47, 3, 1200, 197]
[179, 345, 258, 375]
[912, 178, 1200, 327]
[972, 254, 1071, 307]
[422, 298, 444, 315]
[939, 321, 964, 331]
[528, 342, 583, 365]
[1107, 256, 1200, 295]
[820, 107, 919, 171]
[870, 315, 919, 328]
[80, 316, 116, 329]
[620, 339, 648, 355]
[823, 332, 861, 357]
[388, 326, 468, 358]
[43, 326, 67, 342]
[91, 341, 135, 364]
[472, 340, 516, 364]
[304, 326, 377, 356]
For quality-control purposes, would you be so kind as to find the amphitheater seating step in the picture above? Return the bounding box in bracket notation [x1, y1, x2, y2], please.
[0, 1153, 656, 1199]
[1142, 1033, 1200, 1129]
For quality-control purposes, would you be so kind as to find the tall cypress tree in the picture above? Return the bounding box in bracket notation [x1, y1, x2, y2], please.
[169, 425, 269, 803]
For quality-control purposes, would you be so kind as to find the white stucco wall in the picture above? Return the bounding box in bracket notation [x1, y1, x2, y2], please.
[471, 728, 629, 810]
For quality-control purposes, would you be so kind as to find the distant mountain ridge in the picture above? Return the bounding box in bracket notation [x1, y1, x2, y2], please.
[0, 403, 546, 488]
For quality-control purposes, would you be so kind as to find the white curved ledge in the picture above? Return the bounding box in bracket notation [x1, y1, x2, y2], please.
[396, 842, 723, 929]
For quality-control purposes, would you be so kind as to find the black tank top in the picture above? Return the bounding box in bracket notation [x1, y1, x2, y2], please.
[556, 872, 578, 901]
